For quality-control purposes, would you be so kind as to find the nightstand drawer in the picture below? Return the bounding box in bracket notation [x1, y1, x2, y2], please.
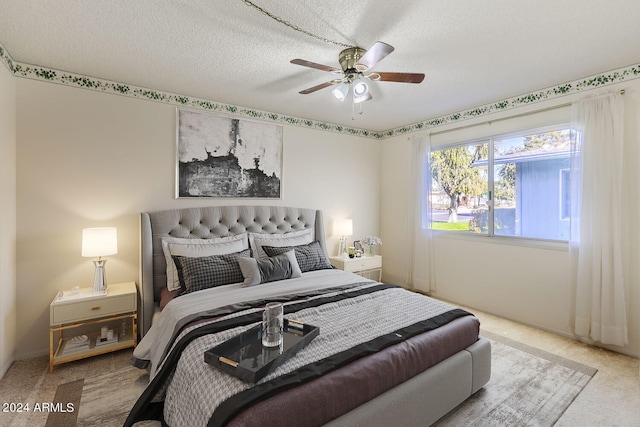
[51, 293, 136, 325]
[341, 256, 382, 272]
[331, 255, 382, 272]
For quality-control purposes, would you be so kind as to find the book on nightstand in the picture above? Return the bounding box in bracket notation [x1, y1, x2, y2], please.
[95, 335, 119, 347]
[61, 335, 90, 354]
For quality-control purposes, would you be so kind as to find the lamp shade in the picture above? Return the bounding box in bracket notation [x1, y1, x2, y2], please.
[332, 82, 349, 102]
[82, 227, 118, 257]
[352, 77, 369, 97]
[333, 219, 353, 236]
[352, 77, 371, 104]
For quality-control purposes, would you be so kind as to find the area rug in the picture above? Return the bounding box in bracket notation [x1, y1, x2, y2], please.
[45, 365, 150, 427]
[433, 331, 597, 426]
[47, 332, 597, 426]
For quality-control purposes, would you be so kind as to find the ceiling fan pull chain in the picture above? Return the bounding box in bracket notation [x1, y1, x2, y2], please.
[241, 0, 354, 48]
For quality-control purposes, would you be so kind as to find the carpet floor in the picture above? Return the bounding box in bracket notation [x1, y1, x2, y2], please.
[38, 331, 597, 427]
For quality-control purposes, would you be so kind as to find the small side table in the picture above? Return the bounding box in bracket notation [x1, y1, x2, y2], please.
[329, 255, 382, 282]
[49, 281, 137, 372]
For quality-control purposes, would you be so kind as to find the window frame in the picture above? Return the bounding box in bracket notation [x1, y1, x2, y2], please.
[428, 123, 572, 245]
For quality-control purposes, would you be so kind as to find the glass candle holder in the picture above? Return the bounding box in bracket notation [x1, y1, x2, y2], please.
[262, 302, 284, 347]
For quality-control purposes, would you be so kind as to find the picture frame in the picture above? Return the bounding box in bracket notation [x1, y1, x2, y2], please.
[354, 240, 364, 253]
[176, 109, 283, 198]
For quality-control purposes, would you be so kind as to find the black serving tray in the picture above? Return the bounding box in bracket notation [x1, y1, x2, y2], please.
[204, 319, 319, 383]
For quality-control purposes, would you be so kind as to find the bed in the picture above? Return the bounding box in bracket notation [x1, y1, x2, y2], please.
[125, 205, 491, 427]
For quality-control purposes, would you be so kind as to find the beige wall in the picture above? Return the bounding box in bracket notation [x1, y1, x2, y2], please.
[381, 81, 640, 357]
[0, 63, 17, 377]
[15, 79, 381, 358]
[9, 64, 640, 362]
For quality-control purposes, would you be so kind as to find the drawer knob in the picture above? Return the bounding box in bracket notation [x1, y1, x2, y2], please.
[91, 306, 101, 311]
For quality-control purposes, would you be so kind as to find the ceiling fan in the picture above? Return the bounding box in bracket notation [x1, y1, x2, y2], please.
[291, 41, 425, 104]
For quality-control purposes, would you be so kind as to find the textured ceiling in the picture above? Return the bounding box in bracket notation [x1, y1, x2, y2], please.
[1, 1, 640, 132]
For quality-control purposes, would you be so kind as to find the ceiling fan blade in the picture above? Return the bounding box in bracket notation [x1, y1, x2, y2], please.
[355, 41, 395, 71]
[372, 72, 425, 83]
[299, 80, 339, 94]
[290, 59, 342, 74]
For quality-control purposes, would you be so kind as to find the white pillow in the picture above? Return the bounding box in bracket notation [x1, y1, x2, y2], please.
[249, 228, 314, 260]
[161, 234, 249, 291]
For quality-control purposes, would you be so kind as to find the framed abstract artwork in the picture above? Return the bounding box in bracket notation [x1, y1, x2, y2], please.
[176, 109, 282, 198]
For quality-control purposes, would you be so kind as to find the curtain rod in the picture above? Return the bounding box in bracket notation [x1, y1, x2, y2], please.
[429, 89, 625, 137]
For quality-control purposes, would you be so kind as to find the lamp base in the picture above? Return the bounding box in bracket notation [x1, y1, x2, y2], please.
[92, 259, 108, 293]
[337, 237, 347, 258]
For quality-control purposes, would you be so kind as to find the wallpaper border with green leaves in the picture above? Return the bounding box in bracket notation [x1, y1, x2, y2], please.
[1, 42, 638, 140]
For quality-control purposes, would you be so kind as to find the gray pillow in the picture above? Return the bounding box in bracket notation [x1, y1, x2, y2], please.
[238, 249, 302, 287]
[263, 240, 332, 273]
[172, 249, 251, 294]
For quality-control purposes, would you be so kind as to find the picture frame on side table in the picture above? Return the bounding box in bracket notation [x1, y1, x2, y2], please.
[353, 240, 364, 257]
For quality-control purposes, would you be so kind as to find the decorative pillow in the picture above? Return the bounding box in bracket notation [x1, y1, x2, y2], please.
[159, 287, 180, 310]
[238, 249, 302, 287]
[249, 228, 314, 260]
[161, 234, 249, 291]
[263, 240, 332, 273]
[172, 249, 251, 295]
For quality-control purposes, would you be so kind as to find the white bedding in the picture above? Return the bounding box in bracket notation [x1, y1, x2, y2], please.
[134, 269, 373, 378]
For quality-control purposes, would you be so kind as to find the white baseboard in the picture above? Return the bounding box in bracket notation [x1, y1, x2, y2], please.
[0, 355, 14, 380]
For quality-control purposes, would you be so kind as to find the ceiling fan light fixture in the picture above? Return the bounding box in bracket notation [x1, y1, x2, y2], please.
[353, 92, 372, 104]
[332, 82, 349, 102]
[352, 77, 370, 103]
[352, 77, 369, 97]
[291, 41, 424, 113]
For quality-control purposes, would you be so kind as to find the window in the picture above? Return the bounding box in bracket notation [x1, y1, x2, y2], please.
[560, 169, 570, 220]
[429, 127, 572, 241]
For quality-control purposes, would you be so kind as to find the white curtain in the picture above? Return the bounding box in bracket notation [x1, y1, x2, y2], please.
[406, 133, 435, 292]
[569, 92, 628, 346]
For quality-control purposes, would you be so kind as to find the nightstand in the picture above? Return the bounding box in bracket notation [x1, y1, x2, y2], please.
[49, 281, 137, 372]
[329, 255, 382, 281]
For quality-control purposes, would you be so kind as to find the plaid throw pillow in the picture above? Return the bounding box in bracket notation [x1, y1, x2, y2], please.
[263, 241, 332, 273]
[173, 249, 251, 294]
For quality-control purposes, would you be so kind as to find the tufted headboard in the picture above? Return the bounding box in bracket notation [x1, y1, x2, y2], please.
[139, 205, 326, 337]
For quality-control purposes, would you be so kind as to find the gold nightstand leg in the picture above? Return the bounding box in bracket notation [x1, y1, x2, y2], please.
[132, 313, 138, 345]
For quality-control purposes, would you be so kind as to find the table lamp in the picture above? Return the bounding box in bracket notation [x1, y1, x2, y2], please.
[82, 227, 118, 293]
[333, 219, 353, 257]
